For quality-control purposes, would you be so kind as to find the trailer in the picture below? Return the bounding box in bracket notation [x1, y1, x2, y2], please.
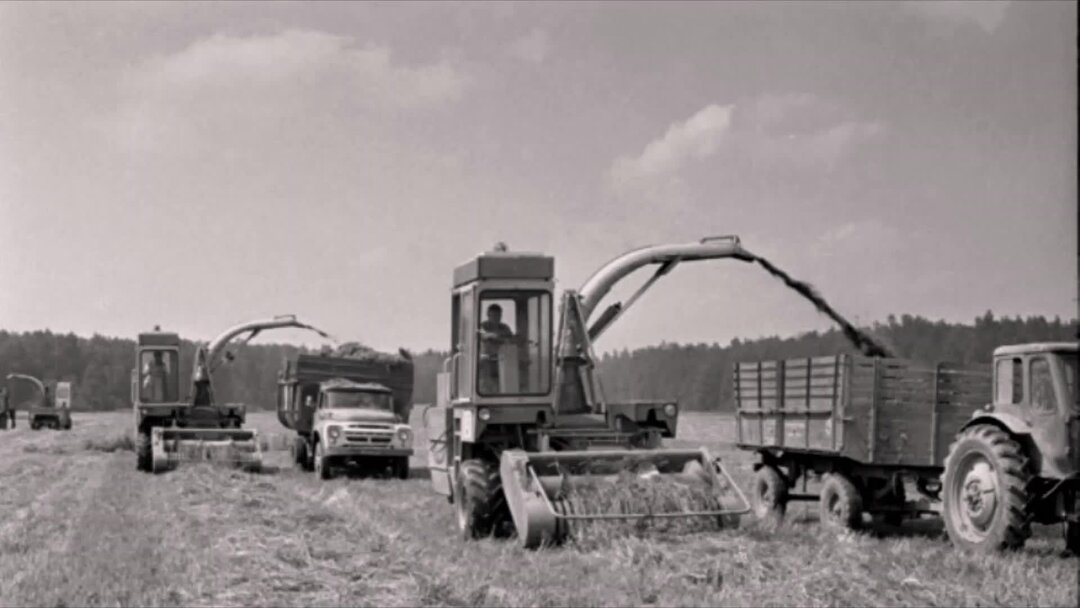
[735, 345, 1080, 555]
[277, 351, 415, 480]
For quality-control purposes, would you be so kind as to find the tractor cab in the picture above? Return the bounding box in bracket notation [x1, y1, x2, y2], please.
[132, 327, 182, 407]
[445, 250, 555, 408]
[987, 342, 1079, 477]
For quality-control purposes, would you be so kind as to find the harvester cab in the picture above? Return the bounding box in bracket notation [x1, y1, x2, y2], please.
[425, 237, 753, 548]
[133, 315, 331, 474]
[942, 342, 1079, 553]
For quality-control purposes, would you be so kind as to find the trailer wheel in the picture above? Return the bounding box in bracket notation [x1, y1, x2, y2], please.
[942, 424, 1031, 554]
[314, 440, 333, 480]
[820, 473, 863, 530]
[30, 420, 40, 431]
[136, 431, 152, 472]
[752, 465, 788, 527]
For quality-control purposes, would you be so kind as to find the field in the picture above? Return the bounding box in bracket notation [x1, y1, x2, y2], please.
[0, 410, 1076, 608]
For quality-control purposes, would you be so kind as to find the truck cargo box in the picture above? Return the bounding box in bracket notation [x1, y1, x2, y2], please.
[277, 352, 414, 435]
[734, 354, 991, 468]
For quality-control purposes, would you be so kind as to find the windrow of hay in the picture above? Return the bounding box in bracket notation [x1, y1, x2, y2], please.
[553, 464, 739, 550]
[82, 433, 134, 452]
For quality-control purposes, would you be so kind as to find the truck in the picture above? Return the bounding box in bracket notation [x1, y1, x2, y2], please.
[277, 349, 415, 480]
[734, 342, 1079, 554]
[5, 374, 72, 431]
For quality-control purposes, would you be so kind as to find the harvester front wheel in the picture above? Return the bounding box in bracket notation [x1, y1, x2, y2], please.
[455, 459, 501, 540]
[136, 431, 152, 472]
[942, 424, 1031, 554]
[752, 465, 788, 528]
[820, 473, 863, 530]
[314, 441, 334, 480]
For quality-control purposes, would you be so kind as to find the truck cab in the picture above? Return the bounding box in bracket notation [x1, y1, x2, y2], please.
[307, 379, 414, 480]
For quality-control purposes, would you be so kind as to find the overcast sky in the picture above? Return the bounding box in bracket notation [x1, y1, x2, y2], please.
[1, 1, 1076, 354]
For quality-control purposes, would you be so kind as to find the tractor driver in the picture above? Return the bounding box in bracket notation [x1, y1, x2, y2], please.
[142, 351, 170, 402]
[479, 304, 515, 393]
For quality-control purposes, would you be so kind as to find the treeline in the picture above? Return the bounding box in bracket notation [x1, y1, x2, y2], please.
[1, 312, 1075, 412]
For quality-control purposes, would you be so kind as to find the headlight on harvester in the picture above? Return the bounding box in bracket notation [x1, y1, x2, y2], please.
[664, 403, 677, 417]
[327, 425, 342, 444]
[478, 407, 491, 421]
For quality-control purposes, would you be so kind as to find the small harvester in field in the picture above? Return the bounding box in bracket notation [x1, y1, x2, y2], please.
[277, 347, 415, 480]
[133, 315, 330, 474]
[736, 342, 1079, 554]
[4, 374, 72, 430]
[424, 237, 755, 548]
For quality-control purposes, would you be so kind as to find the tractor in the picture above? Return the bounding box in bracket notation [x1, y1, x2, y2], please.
[133, 314, 330, 473]
[424, 237, 754, 548]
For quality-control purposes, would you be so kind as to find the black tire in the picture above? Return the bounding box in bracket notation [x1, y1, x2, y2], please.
[136, 430, 152, 472]
[455, 459, 511, 540]
[942, 424, 1032, 554]
[1066, 522, 1080, 556]
[314, 440, 333, 480]
[820, 473, 863, 530]
[394, 457, 410, 480]
[751, 465, 789, 528]
[292, 436, 309, 469]
[30, 420, 40, 431]
[0, 416, 7, 430]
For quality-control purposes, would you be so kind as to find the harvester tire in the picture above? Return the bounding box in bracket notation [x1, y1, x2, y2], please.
[820, 473, 863, 530]
[315, 440, 334, 480]
[942, 424, 1031, 554]
[752, 465, 788, 528]
[1066, 522, 1080, 556]
[136, 431, 152, 472]
[455, 459, 503, 540]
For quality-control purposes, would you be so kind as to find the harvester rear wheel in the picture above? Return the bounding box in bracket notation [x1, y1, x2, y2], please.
[942, 424, 1031, 554]
[455, 459, 505, 540]
[1065, 522, 1080, 555]
[752, 465, 788, 528]
[820, 473, 863, 530]
[136, 431, 152, 472]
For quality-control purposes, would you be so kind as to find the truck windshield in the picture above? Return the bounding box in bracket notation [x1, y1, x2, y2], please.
[325, 391, 393, 410]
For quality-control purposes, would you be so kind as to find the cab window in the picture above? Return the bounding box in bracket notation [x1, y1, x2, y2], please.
[139, 349, 179, 403]
[995, 357, 1022, 404]
[477, 290, 551, 396]
[1030, 357, 1057, 414]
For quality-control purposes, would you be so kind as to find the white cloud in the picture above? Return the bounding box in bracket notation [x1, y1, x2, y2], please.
[103, 29, 471, 152]
[508, 28, 550, 64]
[901, 0, 1011, 34]
[607, 104, 733, 196]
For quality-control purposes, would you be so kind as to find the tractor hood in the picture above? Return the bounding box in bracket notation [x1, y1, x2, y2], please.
[318, 408, 401, 424]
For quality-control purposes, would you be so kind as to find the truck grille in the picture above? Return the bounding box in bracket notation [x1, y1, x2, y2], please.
[343, 424, 394, 446]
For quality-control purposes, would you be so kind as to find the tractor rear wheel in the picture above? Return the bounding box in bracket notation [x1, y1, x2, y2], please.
[752, 465, 789, 528]
[820, 473, 863, 530]
[136, 430, 152, 472]
[455, 459, 508, 540]
[942, 424, 1031, 554]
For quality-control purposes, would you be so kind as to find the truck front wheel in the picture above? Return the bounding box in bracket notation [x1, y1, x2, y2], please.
[314, 440, 334, 480]
[942, 424, 1031, 553]
[393, 457, 410, 480]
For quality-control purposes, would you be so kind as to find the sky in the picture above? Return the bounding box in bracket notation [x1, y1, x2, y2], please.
[1, 1, 1076, 354]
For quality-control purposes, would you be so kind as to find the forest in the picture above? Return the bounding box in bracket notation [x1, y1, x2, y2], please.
[1, 312, 1075, 412]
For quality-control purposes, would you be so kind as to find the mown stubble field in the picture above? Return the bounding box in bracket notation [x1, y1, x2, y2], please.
[0, 410, 1076, 607]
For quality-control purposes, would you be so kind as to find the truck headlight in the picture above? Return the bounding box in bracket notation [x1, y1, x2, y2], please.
[397, 427, 412, 445]
[478, 407, 491, 421]
[663, 403, 677, 417]
[327, 425, 341, 444]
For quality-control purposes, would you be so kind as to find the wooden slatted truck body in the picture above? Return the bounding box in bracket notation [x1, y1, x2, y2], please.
[735, 343, 1079, 555]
